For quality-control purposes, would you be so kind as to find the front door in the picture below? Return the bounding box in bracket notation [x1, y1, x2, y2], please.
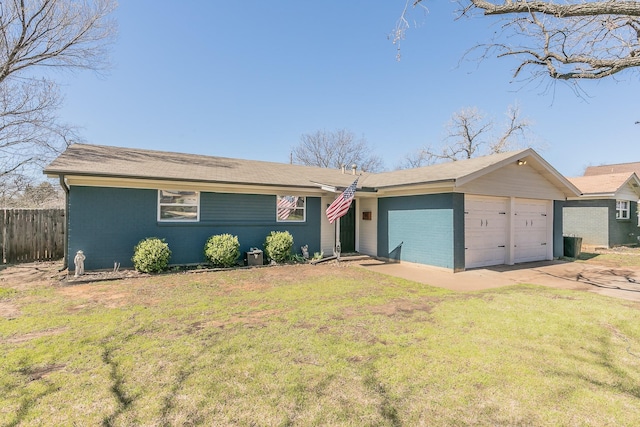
[339, 201, 356, 253]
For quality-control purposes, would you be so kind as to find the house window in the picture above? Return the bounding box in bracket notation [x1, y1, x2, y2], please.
[276, 196, 305, 222]
[158, 190, 199, 221]
[616, 200, 629, 220]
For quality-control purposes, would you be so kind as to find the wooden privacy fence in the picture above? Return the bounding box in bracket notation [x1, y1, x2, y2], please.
[1, 209, 65, 264]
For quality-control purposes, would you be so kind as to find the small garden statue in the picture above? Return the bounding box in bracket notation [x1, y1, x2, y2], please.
[74, 250, 86, 277]
[301, 245, 309, 260]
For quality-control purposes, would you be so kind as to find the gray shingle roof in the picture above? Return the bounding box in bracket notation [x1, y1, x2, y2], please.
[44, 144, 574, 195]
[361, 149, 530, 188]
[44, 143, 366, 189]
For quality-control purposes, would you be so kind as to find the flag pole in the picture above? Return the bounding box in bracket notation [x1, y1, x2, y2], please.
[334, 217, 341, 260]
[326, 177, 357, 262]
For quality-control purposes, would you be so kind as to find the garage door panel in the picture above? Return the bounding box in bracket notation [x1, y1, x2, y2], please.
[514, 199, 549, 263]
[465, 196, 508, 269]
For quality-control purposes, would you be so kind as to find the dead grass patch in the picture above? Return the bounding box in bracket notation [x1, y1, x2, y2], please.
[0, 301, 20, 319]
[3, 326, 69, 344]
[58, 285, 133, 310]
[18, 364, 66, 381]
[367, 298, 436, 317]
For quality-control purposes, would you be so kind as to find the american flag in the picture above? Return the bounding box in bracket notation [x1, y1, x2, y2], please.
[326, 178, 358, 224]
[277, 196, 298, 220]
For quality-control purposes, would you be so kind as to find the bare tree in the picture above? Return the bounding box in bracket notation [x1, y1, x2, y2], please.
[396, 1, 640, 81]
[397, 148, 434, 169]
[0, 180, 64, 208]
[291, 129, 385, 172]
[0, 0, 117, 197]
[398, 105, 532, 168]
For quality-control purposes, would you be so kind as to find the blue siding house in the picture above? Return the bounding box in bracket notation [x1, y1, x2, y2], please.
[377, 194, 465, 271]
[564, 172, 640, 248]
[45, 144, 579, 272]
[67, 187, 322, 271]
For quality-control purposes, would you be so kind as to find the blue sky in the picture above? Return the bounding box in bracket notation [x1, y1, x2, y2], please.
[56, 1, 639, 178]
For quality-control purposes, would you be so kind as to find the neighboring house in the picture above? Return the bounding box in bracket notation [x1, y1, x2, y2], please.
[584, 162, 640, 177]
[564, 173, 640, 248]
[44, 144, 579, 272]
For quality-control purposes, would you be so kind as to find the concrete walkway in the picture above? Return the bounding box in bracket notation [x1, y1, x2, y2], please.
[353, 258, 640, 303]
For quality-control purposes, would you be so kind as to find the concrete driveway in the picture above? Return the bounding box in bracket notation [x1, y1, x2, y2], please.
[354, 258, 640, 303]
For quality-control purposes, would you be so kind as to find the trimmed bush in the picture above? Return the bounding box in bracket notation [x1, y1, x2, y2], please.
[132, 237, 171, 273]
[264, 231, 294, 263]
[204, 234, 240, 267]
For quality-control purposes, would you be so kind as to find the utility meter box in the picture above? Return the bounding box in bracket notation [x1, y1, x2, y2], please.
[245, 249, 263, 266]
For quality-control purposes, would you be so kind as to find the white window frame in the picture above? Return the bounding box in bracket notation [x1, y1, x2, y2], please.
[276, 195, 306, 222]
[158, 190, 200, 222]
[616, 200, 629, 220]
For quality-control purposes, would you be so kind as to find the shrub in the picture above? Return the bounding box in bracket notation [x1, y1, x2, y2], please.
[204, 234, 240, 267]
[264, 231, 294, 263]
[132, 237, 171, 273]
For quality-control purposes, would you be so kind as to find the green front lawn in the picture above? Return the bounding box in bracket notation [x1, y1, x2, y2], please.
[1, 263, 640, 426]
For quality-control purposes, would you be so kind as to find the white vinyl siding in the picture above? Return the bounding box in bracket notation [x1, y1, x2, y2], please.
[321, 196, 336, 256]
[358, 198, 377, 256]
[458, 163, 565, 200]
[617, 184, 639, 202]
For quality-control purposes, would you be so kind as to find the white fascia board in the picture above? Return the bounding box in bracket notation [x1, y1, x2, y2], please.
[375, 184, 456, 198]
[566, 193, 615, 201]
[63, 175, 331, 196]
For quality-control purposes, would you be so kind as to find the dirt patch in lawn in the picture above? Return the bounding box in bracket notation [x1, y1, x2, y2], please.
[0, 301, 20, 319]
[58, 283, 134, 310]
[0, 261, 66, 291]
[188, 308, 287, 331]
[19, 363, 66, 381]
[3, 326, 69, 344]
[367, 298, 436, 317]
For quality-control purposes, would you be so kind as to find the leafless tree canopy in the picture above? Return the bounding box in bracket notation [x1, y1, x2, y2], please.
[399, 1, 640, 81]
[0, 179, 64, 207]
[398, 105, 532, 168]
[0, 0, 116, 203]
[292, 129, 385, 173]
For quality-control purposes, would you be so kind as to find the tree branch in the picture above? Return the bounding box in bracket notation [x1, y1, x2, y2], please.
[406, 1, 640, 81]
[468, 1, 640, 18]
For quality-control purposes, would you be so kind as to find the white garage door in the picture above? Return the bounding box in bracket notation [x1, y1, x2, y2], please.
[465, 196, 508, 269]
[514, 199, 549, 263]
[465, 196, 551, 269]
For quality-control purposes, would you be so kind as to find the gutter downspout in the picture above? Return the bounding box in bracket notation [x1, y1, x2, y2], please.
[58, 175, 69, 270]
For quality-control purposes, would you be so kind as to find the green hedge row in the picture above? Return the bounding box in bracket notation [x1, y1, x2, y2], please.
[131, 231, 297, 273]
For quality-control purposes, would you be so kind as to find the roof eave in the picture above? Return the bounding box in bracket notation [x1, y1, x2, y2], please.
[50, 171, 341, 192]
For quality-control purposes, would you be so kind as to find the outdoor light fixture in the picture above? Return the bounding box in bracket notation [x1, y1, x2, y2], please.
[517, 159, 527, 166]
